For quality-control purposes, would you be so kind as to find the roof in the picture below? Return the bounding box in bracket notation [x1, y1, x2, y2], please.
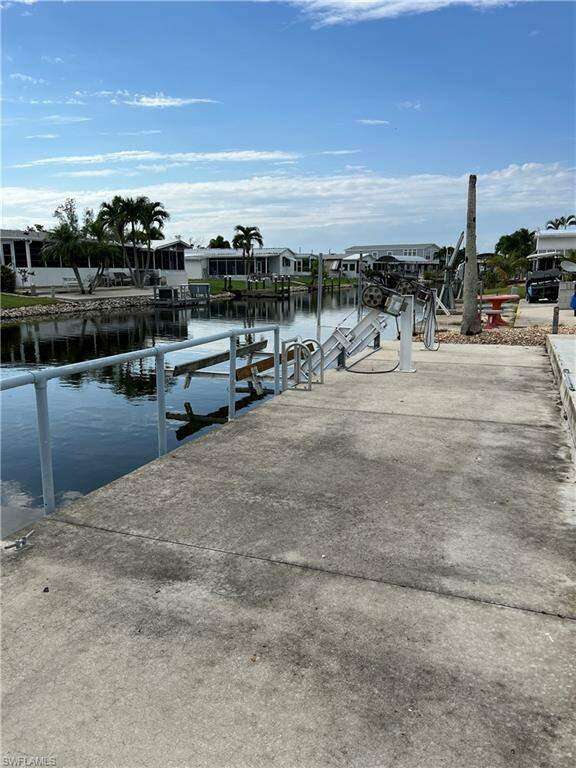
[185, 247, 295, 260]
[375, 255, 435, 265]
[1, 228, 48, 241]
[154, 239, 190, 250]
[345, 243, 440, 254]
[537, 229, 576, 237]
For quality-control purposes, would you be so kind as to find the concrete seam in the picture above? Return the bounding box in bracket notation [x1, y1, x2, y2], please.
[270, 400, 557, 430]
[49, 517, 576, 624]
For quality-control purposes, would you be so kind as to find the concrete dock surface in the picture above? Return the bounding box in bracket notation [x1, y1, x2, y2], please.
[2, 342, 575, 768]
[515, 300, 576, 328]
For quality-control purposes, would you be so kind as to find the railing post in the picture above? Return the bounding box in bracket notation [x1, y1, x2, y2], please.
[34, 379, 56, 514]
[316, 253, 323, 343]
[399, 295, 416, 373]
[156, 350, 167, 456]
[228, 334, 237, 420]
[273, 327, 281, 395]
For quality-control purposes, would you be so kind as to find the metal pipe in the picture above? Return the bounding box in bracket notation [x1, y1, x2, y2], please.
[34, 379, 56, 514]
[300, 338, 325, 384]
[0, 325, 280, 391]
[316, 253, 323, 343]
[228, 334, 237, 420]
[281, 336, 299, 391]
[1, 324, 282, 514]
[284, 343, 312, 391]
[399, 295, 416, 373]
[357, 254, 364, 322]
[156, 351, 167, 456]
[273, 327, 281, 395]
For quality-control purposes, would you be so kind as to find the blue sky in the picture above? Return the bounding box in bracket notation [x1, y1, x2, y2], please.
[2, 0, 575, 251]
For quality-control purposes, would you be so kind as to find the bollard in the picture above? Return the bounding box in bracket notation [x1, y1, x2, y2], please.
[552, 305, 560, 334]
[399, 295, 416, 373]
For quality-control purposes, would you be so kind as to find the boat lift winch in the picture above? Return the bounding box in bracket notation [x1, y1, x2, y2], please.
[167, 263, 441, 415]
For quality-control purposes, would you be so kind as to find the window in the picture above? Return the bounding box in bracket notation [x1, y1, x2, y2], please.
[283, 257, 291, 268]
[29, 241, 45, 267]
[13, 240, 28, 267]
[2, 243, 12, 266]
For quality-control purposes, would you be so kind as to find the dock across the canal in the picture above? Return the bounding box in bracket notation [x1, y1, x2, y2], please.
[1, 340, 575, 768]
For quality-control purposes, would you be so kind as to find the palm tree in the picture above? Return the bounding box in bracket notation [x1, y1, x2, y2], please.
[122, 196, 150, 287]
[42, 199, 88, 293]
[43, 221, 87, 294]
[99, 196, 132, 283]
[140, 199, 170, 273]
[232, 225, 264, 275]
[208, 235, 231, 249]
[546, 215, 575, 230]
[83, 210, 120, 293]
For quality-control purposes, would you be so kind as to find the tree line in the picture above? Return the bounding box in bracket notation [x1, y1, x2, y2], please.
[34, 199, 266, 295]
[41, 196, 170, 294]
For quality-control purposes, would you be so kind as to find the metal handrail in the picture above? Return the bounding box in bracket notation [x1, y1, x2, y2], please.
[0, 324, 281, 515]
[281, 335, 300, 391]
[300, 338, 325, 384]
[283, 342, 312, 391]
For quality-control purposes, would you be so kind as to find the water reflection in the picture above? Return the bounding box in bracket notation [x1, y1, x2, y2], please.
[1, 289, 359, 537]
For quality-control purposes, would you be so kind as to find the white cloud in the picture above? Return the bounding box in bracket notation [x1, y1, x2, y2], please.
[288, 1, 527, 26]
[320, 149, 362, 156]
[123, 93, 219, 108]
[25, 133, 59, 139]
[9, 72, 46, 85]
[345, 165, 371, 172]
[8, 96, 86, 105]
[398, 100, 421, 110]
[54, 169, 136, 178]
[41, 55, 65, 64]
[40, 115, 92, 125]
[357, 119, 390, 125]
[3, 162, 573, 250]
[118, 129, 162, 136]
[14, 149, 301, 168]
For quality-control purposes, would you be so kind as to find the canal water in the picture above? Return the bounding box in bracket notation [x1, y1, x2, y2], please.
[1, 289, 380, 536]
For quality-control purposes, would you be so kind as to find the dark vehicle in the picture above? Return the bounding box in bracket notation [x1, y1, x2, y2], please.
[525, 253, 562, 303]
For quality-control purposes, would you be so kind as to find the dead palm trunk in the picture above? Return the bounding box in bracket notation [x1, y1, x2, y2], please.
[460, 174, 482, 335]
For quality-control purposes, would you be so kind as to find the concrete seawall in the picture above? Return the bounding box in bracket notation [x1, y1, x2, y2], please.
[2, 342, 575, 767]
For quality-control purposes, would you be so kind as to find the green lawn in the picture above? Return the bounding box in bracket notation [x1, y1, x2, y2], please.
[294, 276, 356, 287]
[482, 285, 526, 299]
[0, 293, 59, 309]
[189, 276, 356, 293]
[188, 278, 247, 293]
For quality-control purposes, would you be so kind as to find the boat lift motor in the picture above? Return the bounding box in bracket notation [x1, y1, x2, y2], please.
[360, 268, 440, 356]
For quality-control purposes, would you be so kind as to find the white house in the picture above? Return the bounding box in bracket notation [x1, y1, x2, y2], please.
[0, 229, 188, 289]
[184, 247, 312, 280]
[344, 242, 440, 275]
[534, 228, 576, 255]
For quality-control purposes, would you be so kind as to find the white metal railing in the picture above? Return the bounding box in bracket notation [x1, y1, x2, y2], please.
[0, 325, 281, 516]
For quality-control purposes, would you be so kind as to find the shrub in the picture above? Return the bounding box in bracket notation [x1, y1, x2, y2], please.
[0, 264, 16, 294]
